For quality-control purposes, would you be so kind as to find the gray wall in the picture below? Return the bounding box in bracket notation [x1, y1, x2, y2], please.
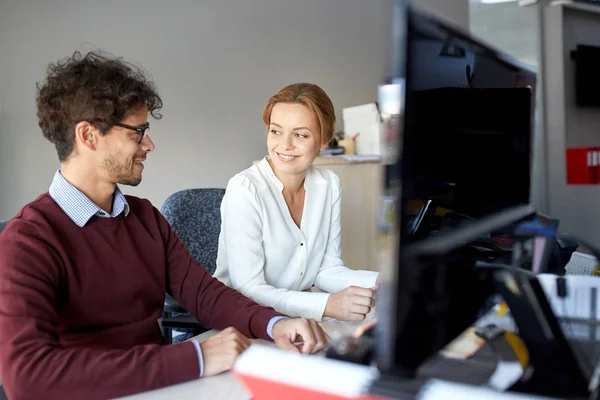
[542, 4, 600, 242]
[0, 0, 468, 219]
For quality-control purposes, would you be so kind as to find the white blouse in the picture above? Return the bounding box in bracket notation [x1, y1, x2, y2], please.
[214, 157, 379, 320]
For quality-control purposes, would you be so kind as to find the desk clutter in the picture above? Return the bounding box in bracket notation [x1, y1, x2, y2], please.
[231, 272, 600, 400]
[322, 102, 381, 157]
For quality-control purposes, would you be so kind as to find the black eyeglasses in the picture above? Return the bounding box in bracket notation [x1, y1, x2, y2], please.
[113, 122, 151, 144]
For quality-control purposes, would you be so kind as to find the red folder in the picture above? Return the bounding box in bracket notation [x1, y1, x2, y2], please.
[566, 147, 600, 184]
[232, 345, 385, 400]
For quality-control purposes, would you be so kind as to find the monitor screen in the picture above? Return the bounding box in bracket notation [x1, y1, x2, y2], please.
[375, 2, 537, 373]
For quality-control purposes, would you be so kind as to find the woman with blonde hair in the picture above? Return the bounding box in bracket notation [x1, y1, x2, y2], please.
[215, 83, 378, 321]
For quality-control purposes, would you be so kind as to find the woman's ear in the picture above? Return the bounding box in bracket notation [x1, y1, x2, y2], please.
[321, 140, 330, 151]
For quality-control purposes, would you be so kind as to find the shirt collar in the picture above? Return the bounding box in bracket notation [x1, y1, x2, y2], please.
[259, 157, 284, 191]
[48, 170, 130, 227]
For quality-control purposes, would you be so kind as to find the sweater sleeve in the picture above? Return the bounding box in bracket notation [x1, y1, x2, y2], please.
[220, 175, 331, 321]
[0, 219, 200, 400]
[155, 207, 283, 340]
[314, 172, 379, 294]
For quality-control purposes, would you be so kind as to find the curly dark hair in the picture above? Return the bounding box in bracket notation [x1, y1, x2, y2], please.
[36, 51, 163, 161]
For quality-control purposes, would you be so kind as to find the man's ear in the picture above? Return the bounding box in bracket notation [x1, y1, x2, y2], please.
[74, 121, 99, 152]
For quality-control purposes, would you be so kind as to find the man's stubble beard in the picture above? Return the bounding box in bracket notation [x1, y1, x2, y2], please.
[102, 153, 142, 187]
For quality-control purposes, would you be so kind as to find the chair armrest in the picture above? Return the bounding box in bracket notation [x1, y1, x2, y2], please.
[164, 294, 187, 314]
[161, 314, 207, 331]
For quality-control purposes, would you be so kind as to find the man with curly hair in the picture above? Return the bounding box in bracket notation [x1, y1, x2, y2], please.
[0, 51, 328, 400]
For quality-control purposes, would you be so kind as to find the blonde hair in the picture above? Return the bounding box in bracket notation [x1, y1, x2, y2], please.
[262, 83, 336, 144]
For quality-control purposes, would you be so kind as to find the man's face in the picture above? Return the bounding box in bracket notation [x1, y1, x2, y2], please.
[99, 107, 154, 186]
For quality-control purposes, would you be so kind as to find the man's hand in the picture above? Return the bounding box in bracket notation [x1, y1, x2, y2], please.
[197, 327, 251, 377]
[323, 285, 377, 321]
[353, 318, 378, 339]
[271, 318, 328, 354]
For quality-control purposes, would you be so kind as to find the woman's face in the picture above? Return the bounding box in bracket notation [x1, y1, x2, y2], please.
[267, 102, 326, 176]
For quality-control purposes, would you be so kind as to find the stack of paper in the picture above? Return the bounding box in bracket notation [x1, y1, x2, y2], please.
[342, 104, 381, 156]
[565, 251, 598, 276]
[233, 344, 382, 400]
[537, 274, 600, 340]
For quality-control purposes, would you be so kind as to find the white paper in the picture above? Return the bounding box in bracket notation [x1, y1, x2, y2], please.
[565, 251, 597, 276]
[343, 103, 381, 156]
[418, 379, 555, 400]
[537, 273, 600, 340]
[488, 361, 523, 391]
[339, 154, 382, 163]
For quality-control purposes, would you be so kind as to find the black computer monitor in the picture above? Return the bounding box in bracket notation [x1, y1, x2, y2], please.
[373, 204, 589, 398]
[378, 1, 536, 244]
[375, 0, 537, 379]
[387, 205, 535, 373]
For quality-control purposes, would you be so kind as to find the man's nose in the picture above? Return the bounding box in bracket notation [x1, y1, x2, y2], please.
[141, 135, 155, 153]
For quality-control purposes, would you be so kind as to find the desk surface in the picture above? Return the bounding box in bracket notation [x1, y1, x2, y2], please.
[119, 318, 369, 400]
[119, 309, 531, 400]
[253, 155, 382, 166]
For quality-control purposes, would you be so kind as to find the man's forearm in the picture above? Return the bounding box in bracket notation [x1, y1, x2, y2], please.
[0, 339, 199, 400]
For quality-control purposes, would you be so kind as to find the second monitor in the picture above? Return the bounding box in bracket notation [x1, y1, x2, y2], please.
[375, 0, 538, 387]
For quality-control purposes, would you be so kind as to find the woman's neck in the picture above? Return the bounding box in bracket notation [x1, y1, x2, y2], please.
[268, 159, 307, 197]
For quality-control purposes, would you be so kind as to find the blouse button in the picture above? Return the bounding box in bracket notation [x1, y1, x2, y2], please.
[300, 243, 304, 246]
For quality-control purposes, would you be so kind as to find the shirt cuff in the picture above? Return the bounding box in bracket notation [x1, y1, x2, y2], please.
[266, 316, 290, 339]
[191, 339, 204, 378]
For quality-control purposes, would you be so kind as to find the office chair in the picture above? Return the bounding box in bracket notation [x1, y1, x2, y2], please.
[160, 188, 226, 342]
[0, 220, 8, 234]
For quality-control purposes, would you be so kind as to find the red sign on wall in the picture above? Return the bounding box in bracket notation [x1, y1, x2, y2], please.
[566, 147, 600, 184]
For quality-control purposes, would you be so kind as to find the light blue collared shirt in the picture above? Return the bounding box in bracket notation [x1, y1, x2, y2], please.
[48, 170, 288, 377]
[48, 170, 129, 227]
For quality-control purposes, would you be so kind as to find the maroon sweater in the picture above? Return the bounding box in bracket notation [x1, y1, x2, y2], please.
[0, 193, 282, 400]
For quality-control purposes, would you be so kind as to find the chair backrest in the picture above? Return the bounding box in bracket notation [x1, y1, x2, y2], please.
[0, 220, 8, 234]
[160, 188, 226, 275]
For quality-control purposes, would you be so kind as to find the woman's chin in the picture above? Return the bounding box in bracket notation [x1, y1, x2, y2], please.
[273, 160, 310, 175]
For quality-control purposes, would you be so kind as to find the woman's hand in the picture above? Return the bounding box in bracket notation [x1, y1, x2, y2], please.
[324, 285, 378, 321]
